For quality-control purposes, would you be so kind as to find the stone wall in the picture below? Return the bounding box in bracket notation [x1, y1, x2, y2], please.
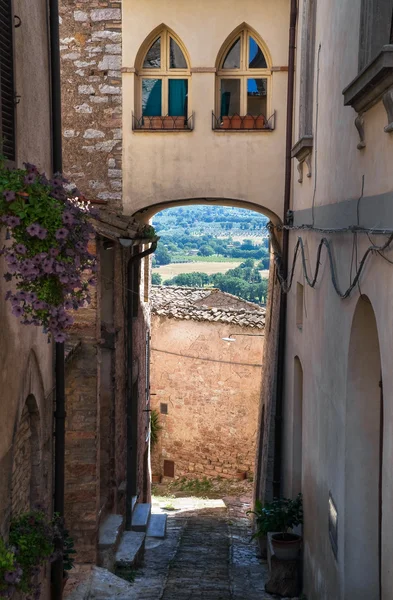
[59, 1, 122, 209]
[150, 317, 264, 481]
[11, 404, 33, 516]
[65, 238, 100, 563]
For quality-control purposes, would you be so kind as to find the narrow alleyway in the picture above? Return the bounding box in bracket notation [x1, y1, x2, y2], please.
[66, 491, 295, 600]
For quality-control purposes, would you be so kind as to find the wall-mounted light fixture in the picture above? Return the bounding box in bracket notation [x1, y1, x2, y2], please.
[222, 332, 265, 343]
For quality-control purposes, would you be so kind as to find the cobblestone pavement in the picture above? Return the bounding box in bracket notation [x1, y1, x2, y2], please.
[65, 494, 291, 599]
[130, 494, 278, 600]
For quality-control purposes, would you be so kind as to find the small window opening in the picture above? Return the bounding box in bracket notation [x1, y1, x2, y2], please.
[160, 403, 168, 414]
[163, 460, 175, 478]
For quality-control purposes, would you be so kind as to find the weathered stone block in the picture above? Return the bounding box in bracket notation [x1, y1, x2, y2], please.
[74, 10, 88, 22]
[90, 9, 121, 22]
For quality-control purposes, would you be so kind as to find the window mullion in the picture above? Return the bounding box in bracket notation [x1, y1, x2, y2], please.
[163, 77, 168, 115]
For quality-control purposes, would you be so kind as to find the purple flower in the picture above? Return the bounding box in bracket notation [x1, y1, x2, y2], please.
[24, 173, 36, 185]
[24, 162, 38, 174]
[6, 254, 17, 265]
[3, 273, 12, 282]
[55, 228, 69, 241]
[50, 248, 59, 258]
[16, 291, 27, 301]
[37, 227, 47, 240]
[26, 223, 40, 236]
[88, 278, 96, 286]
[27, 292, 37, 303]
[42, 258, 54, 274]
[7, 216, 20, 228]
[3, 190, 15, 202]
[12, 305, 24, 317]
[15, 244, 27, 255]
[49, 318, 58, 328]
[62, 212, 75, 226]
[55, 262, 65, 274]
[64, 299, 73, 310]
[32, 255, 42, 266]
[63, 315, 74, 326]
[66, 249, 75, 257]
[54, 332, 66, 343]
[33, 300, 45, 310]
[59, 275, 69, 284]
[51, 177, 63, 188]
[5, 290, 12, 300]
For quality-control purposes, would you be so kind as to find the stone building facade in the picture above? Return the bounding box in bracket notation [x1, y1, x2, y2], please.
[259, 1, 393, 599]
[0, 0, 56, 597]
[63, 211, 155, 563]
[150, 287, 265, 481]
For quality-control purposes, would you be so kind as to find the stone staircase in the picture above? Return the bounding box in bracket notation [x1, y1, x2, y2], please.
[98, 498, 167, 578]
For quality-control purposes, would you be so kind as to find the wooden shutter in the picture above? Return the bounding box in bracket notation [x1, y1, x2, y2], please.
[0, 0, 15, 161]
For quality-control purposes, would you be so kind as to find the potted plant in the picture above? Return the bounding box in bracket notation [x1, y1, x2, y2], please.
[248, 494, 303, 561]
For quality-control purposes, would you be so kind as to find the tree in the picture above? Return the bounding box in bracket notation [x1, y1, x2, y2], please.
[198, 245, 214, 257]
[154, 244, 171, 265]
[152, 273, 162, 285]
[164, 272, 210, 287]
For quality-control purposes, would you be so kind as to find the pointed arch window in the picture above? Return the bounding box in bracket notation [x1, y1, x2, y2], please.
[136, 29, 192, 130]
[216, 28, 271, 129]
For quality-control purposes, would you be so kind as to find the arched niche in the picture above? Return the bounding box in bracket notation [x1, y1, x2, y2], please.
[345, 296, 382, 598]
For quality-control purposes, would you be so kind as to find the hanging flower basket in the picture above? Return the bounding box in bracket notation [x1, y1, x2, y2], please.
[0, 160, 98, 341]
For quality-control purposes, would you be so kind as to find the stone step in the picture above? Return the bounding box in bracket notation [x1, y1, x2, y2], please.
[115, 531, 145, 573]
[146, 513, 167, 539]
[131, 502, 151, 532]
[98, 514, 124, 570]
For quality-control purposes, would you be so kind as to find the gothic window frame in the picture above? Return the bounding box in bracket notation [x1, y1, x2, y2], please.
[135, 27, 191, 129]
[215, 26, 272, 125]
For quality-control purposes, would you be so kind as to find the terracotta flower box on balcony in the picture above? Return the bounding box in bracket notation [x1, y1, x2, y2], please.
[221, 115, 266, 129]
[142, 116, 186, 130]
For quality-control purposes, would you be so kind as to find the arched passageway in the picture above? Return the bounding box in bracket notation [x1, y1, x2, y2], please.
[345, 296, 382, 599]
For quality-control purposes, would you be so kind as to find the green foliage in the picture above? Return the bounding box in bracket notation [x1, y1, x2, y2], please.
[176, 477, 213, 495]
[154, 244, 171, 265]
[151, 272, 162, 285]
[164, 272, 210, 288]
[0, 161, 97, 340]
[9, 511, 54, 594]
[150, 409, 162, 447]
[0, 538, 20, 598]
[248, 494, 303, 539]
[198, 244, 214, 256]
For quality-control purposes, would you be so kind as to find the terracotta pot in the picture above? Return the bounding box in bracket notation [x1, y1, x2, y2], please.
[221, 116, 231, 129]
[152, 474, 162, 484]
[271, 533, 302, 561]
[229, 115, 242, 129]
[257, 535, 267, 559]
[163, 116, 186, 129]
[241, 115, 266, 129]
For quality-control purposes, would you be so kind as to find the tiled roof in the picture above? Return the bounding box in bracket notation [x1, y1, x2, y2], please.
[151, 286, 266, 328]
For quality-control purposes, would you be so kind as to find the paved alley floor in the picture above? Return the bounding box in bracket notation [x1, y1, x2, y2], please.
[66, 491, 298, 599]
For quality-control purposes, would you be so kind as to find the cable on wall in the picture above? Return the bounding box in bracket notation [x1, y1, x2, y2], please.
[269, 223, 393, 299]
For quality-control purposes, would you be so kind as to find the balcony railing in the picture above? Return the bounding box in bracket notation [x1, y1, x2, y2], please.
[132, 113, 194, 131]
[212, 111, 276, 131]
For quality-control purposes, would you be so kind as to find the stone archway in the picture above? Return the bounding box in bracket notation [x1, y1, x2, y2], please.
[345, 296, 382, 599]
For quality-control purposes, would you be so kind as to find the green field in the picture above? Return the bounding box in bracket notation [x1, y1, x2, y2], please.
[153, 261, 269, 283]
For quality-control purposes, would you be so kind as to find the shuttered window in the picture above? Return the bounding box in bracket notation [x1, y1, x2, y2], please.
[0, 0, 15, 162]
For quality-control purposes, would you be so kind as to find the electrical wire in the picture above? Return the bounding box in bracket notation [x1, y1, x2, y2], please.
[273, 232, 393, 299]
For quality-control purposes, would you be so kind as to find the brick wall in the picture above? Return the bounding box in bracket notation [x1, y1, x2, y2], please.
[65, 239, 101, 563]
[11, 404, 32, 516]
[59, 1, 122, 208]
[150, 317, 264, 481]
[11, 397, 42, 517]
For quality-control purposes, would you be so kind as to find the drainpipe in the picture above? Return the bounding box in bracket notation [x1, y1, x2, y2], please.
[49, 0, 65, 597]
[272, 0, 297, 500]
[126, 241, 157, 530]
